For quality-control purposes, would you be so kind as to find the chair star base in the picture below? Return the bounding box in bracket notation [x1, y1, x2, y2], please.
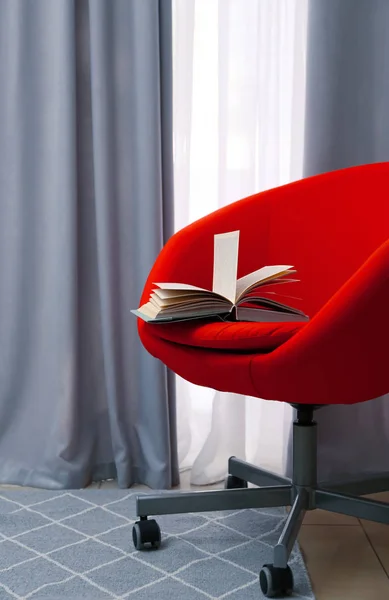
[133, 406, 389, 598]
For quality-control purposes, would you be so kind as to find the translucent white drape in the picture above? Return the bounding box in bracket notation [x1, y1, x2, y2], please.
[172, 0, 308, 485]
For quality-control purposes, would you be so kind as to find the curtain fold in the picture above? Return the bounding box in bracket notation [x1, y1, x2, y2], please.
[303, 0, 389, 483]
[0, 0, 178, 489]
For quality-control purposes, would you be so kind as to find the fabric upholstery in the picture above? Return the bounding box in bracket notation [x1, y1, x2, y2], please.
[137, 163, 389, 406]
[153, 320, 305, 352]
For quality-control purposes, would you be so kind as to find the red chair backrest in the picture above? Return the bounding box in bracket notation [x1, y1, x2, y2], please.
[141, 163, 389, 318]
[265, 163, 389, 315]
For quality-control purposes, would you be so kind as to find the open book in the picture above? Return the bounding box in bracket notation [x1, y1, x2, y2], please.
[132, 230, 309, 323]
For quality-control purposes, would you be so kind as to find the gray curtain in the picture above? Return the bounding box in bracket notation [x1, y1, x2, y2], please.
[303, 0, 389, 482]
[0, 0, 179, 490]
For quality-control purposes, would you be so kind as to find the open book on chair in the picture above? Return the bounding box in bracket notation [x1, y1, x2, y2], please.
[132, 230, 309, 323]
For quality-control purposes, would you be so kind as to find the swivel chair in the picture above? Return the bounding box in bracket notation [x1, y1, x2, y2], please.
[132, 163, 389, 597]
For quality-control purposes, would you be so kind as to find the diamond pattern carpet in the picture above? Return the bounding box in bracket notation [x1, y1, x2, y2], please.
[0, 490, 314, 599]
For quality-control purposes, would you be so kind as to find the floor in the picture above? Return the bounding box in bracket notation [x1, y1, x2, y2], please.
[1, 473, 389, 600]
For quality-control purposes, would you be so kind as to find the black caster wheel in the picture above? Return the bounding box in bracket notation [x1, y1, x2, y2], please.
[225, 475, 248, 489]
[259, 564, 294, 598]
[132, 518, 161, 550]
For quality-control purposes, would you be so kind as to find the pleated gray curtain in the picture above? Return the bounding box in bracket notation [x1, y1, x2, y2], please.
[0, 0, 179, 490]
[304, 0, 389, 482]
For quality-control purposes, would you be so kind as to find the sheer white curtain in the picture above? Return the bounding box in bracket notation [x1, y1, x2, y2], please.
[172, 0, 308, 485]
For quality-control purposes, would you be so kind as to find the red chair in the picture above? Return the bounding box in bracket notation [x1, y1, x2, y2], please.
[132, 162, 389, 597]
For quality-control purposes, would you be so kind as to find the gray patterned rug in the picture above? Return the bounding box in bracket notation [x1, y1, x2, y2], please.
[0, 489, 314, 599]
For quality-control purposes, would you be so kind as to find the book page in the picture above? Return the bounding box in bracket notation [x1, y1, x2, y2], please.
[153, 288, 222, 300]
[151, 293, 228, 308]
[235, 265, 294, 301]
[236, 307, 309, 323]
[212, 230, 240, 304]
[154, 282, 210, 292]
[237, 295, 306, 315]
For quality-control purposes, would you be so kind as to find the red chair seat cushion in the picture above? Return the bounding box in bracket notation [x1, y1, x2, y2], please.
[150, 319, 306, 352]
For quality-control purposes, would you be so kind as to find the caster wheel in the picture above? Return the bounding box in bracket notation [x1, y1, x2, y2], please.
[132, 518, 161, 550]
[259, 564, 294, 598]
[225, 475, 248, 489]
